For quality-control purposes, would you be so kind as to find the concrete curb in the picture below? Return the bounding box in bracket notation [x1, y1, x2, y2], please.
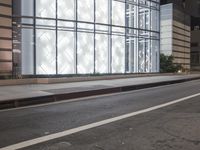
[0, 76, 200, 110]
[0, 73, 179, 86]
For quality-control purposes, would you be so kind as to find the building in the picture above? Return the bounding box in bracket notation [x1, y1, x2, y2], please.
[0, 0, 12, 75]
[161, 0, 200, 71]
[0, 0, 160, 76]
[185, 0, 200, 70]
[160, 3, 191, 70]
[184, 0, 200, 17]
[191, 17, 200, 70]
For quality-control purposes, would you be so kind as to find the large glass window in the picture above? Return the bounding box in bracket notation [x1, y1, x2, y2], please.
[13, 0, 160, 75]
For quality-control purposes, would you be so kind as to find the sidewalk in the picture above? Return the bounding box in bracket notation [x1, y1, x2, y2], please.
[0, 74, 200, 109]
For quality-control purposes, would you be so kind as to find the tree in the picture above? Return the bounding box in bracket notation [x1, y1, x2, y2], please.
[160, 54, 182, 73]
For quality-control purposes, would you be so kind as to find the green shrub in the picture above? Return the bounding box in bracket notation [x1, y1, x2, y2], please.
[160, 54, 182, 73]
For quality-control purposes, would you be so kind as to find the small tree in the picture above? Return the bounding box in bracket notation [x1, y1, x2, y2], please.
[160, 54, 182, 73]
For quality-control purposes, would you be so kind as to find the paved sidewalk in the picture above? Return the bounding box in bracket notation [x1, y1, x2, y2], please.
[0, 74, 200, 109]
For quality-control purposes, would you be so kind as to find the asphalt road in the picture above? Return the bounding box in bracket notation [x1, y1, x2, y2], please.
[0, 80, 200, 150]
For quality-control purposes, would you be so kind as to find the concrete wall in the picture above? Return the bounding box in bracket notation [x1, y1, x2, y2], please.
[0, 0, 12, 75]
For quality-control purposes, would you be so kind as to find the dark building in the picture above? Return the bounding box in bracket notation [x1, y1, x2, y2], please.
[160, 0, 185, 6]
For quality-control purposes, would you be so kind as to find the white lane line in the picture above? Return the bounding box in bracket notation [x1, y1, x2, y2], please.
[1, 92, 200, 150]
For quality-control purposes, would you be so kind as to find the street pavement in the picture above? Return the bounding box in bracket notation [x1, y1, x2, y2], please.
[0, 74, 200, 104]
[0, 79, 200, 150]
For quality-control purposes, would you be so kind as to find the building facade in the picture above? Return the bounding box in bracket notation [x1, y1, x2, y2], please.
[1, 0, 160, 76]
[160, 3, 191, 70]
[0, 0, 12, 75]
[161, 0, 200, 71]
[191, 17, 200, 70]
[186, 0, 200, 70]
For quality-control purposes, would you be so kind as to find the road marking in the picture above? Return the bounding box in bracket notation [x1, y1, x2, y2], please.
[1, 92, 200, 150]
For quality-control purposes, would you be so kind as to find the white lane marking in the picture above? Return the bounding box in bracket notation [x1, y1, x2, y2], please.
[1, 92, 200, 150]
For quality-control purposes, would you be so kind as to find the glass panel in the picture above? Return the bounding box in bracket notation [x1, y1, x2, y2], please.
[21, 29, 34, 74]
[95, 34, 109, 73]
[112, 1, 125, 26]
[126, 2, 138, 29]
[96, 0, 108, 24]
[57, 0, 75, 20]
[145, 39, 151, 72]
[112, 35, 125, 73]
[151, 9, 159, 31]
[58, 31, 75, 74]
[78, 0, 94, 22]
[139, 6, 150, 36]
[36, 0, 56, 18]
[36, 29, 56, 74]
[77, 32, 94, 74]
[138, 38, 145, 72]
[151, 40, 159, 72]
[126, 35, 137, 73]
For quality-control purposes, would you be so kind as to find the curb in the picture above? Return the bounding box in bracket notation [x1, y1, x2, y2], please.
[0, 77, 200, 110]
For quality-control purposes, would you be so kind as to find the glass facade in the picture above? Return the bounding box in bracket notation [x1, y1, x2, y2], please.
[13, 0, 160, 75]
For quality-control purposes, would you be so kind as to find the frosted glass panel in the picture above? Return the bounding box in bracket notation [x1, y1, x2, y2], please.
[77, 32, 94, 74]
[36, 0, 55, 18]
[58, 31, 75, 74]
[36, 29, 56, 74]
[112, 1, 125, 26]
[58, 0, 74, 20]
[78, 0, 94, 22]
[96, 0, 108, 24]
[96, 34, 109, 73]
[112, 35, 125, 73]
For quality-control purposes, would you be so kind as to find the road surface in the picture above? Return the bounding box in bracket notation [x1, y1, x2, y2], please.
[0, 80, 200, 150]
